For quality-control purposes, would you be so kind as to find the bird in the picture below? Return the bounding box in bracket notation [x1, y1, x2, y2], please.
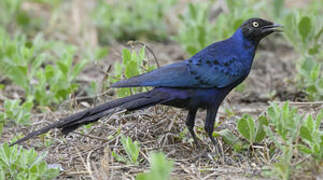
[10, 18, 282, 152]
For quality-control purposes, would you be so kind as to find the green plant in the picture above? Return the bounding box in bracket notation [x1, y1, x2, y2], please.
[237, 114, 268, 145]
[283, 13, 323, 100]
[0, 99, 33, 127]
[33, 46, 87, 106]
[262, 102, 305, 180]
[0, 29, 88, 107]
[298, 58, 323, 100]
[93, 0, 176, 44]
[0, 143, 59, 179]
[109, 47, 156, 97]
[298, 109, 323, 161]
[216, 114, 268, 153]
[217, 129, 243, 152]
[262, 102, 301, 179]
[112, 135, 140, 165]
[136, 152, 173, 180]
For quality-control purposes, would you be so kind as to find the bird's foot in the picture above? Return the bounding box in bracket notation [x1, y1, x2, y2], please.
[209, 136, 225, 162]
[209, 137, 221, 153]
[192, 136, 201, 149]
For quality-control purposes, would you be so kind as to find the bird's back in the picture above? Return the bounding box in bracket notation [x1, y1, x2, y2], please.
[112, 28, 257, 89]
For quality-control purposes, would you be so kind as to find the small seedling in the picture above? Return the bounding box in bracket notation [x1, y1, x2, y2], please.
[136, 152, 173, 180]
[0, 99, 33, 127]
[217, 129, 243, 152]
[237, 114, 268, 146]
[298, 109, 323, 161]
[112, 135, 140, 165]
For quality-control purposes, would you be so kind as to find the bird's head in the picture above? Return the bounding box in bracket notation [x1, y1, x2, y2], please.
[240, 18, 283, 43]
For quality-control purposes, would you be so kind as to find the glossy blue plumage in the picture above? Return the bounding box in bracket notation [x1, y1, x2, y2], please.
[112, 28, 256, 89]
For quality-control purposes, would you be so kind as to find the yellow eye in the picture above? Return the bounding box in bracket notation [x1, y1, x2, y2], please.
[252, 21, 259, 27]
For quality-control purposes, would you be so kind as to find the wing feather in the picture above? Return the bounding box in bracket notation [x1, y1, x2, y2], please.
[112, 42, 251, 88]
[111, 62, 196, 88]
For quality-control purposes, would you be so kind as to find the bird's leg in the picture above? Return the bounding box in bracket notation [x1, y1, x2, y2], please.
[205, 107, 223, 155]
[185, 108, 199, 148]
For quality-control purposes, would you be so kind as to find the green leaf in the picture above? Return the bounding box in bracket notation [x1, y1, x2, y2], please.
[298, 16, 312, 42]
[255, 116, 268, 143]
[46, 167, 60, 179]
[71, 59, 87, 79]
[305, 115, 314, 133]
[186, 46, 198, 55]
[300, 126, 312, 143]
[136, 152, 173, 180]
[57, 61, 69, 76]
[310, 64, 320, 81]
[308, 44, 320, 55]
[217, 129, 239, 145]
[125, 60, 139, 78]
[111, 151, 126, 163]
[138, 47, 146, 66]
[120, 136, 140, 164]
[122, 49, 132, 64]
[297, 144, 312, 154]
[197, 25, 206, 48]
[11, 65, 28, 89]
[188, 3, 197, 20]
[45, 65, 55, 81]
[237, 114, 255, 143]
[313, 143, 320, 154]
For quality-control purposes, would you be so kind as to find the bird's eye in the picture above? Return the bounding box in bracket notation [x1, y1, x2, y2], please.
[252, 21, 259, 28]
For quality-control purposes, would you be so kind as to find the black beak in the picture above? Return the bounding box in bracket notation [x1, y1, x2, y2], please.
[262, 23, 283, 33]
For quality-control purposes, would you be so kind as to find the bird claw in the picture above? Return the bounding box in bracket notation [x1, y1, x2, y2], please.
[192, 136, 201, 149]
[210, 136, 224, 158]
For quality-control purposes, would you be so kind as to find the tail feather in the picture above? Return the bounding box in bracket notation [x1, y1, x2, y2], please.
[10, 89, 169, 146]
[60, 107, 123, 134]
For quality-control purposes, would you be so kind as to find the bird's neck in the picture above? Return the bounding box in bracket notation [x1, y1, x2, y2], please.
[230, 28, 258, 69]
[231, 28, 258, 50]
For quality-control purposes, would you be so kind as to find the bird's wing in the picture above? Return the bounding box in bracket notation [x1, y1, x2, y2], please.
[112, 55, 248, 88]
[186, 53, 248, 88]
[111, 62, 196, 88]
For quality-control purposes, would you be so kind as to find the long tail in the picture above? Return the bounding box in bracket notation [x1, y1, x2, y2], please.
[10, 89, 170, 146]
